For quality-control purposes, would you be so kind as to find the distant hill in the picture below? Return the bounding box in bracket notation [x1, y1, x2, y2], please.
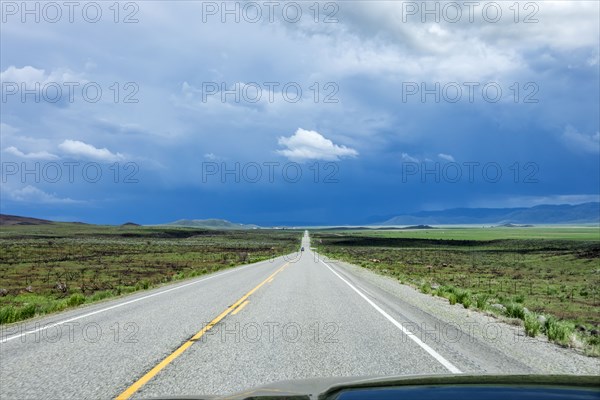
[379, 202, 600, 225]
[496, 223, 534, 228]
[401, 225, 436, 230]
[0, 214, 54, 226]
[164, 218, 259, 229]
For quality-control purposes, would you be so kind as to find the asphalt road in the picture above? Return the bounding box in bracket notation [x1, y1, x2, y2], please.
[1, 232, 597, 399]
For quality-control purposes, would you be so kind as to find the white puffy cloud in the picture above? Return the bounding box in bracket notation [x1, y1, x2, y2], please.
[401, 153, 419, 163]
[203, 153, 226, 161]
[438, 153, 455, 162]
[1, 65, 87, 107]
[5, 185, 80, 204]
[4, 146, 59, 160]
[561, 126, 600, 154]
[58, 140, 124, 162]
[277, 128, 358, 161]
[0, 65, 85, 87]
[1, 65, 48, 84]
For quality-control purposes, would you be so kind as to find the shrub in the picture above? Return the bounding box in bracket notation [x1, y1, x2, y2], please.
[543, 316, 555, 332]
[419, 282, 431, 294]
[40, 300, 67, 314]
[587, 335, 600, 347]
[0, 306, 17, 324]
[584, 335, 600, 357]
[505, 303, 526, 320]
[437, 285, 455, 298]
[18, 303, 37, 320]
[90, 290, 112, 302]
[514, 293, 525, 303]
[172, 272, 185, 281]
[67, 293, 86, 307]
[120, 286, 136, 294]
[475, 294, 489, 310]
[524, 313, 541, 337]
[433, 288, 445, 298]
[545, 317, 574, 346]
[448, 293, 457, 305]
[461, 296, 472, 309]
[136, 280, 150, 290]
[455, 289, 472, 308]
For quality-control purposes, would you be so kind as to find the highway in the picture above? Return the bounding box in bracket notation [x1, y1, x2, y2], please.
[1, 231, 598, 399]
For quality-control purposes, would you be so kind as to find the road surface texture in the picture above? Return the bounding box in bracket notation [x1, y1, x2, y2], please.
[1, 232, 598, 399]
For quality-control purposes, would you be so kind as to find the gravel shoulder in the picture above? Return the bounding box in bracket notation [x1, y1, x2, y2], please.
[326, 256, 600, 375]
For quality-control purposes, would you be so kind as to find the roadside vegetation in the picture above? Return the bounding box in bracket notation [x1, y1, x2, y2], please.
[313, 227, 600, 356]
[0, 224, 300, 324]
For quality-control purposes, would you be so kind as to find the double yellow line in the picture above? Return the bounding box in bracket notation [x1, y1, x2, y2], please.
[116, 262, 289, 400]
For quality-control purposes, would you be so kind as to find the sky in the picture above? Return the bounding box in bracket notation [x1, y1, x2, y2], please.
[1, 1, 599, 225]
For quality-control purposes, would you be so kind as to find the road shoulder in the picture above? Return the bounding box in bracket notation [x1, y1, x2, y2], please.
[323, 256, 600, 375]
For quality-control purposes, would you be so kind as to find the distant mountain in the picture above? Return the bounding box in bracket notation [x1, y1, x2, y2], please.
[379, 202, 600, 225]
[164, 218, 259, 229]
[0, 214, 54, 226]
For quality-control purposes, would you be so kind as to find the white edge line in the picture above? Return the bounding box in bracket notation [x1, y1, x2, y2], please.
[319, 258, 462, 374]
[1, 258, 276, 343]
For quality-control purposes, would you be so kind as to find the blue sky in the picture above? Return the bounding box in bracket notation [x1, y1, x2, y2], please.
[1, 1, 599, 225]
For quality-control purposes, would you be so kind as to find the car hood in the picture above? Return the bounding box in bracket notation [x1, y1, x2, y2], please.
[146, 374, 600, 400]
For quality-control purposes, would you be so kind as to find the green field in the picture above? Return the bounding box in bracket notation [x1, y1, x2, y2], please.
[0, 224, 301, 324]
[330, 226, 600, 241]
[313, 226, 600, 355]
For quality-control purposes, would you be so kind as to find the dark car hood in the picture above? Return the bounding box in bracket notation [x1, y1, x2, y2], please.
[147, 374, 600, 400]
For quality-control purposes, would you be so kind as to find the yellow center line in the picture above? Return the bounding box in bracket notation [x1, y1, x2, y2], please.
[115, 262, 289, 400]
[231, 300, 249, 315]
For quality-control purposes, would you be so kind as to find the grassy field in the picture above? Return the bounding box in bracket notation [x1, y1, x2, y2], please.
[0, 224, 301, 324]
[359, 226, 600, 241]
[313, 226, 600, 355]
